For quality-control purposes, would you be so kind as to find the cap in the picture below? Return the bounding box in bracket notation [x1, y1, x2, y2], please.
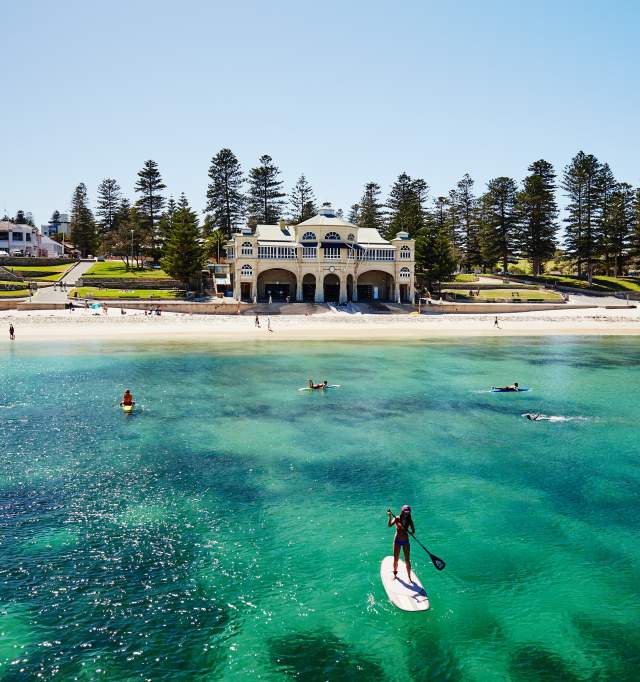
[402, 504, 411, 512]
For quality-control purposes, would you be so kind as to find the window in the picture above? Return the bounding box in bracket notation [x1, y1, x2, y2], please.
[324, 246, 341, 260]
[399, 267, 411, 279]
[347, 233, 356, 242]
[302, 247, 317, 259]
[11, 232, 24, 241]
[0, 231, 9, 240]
[400, 245, 411, 259]
[324, 231, 340, 241]
[26, 233, 31, 242]
[241, 241, 254, 256]
[359, 248, 395, 261]
[226, 246, 235, 259]
[240, 264, 253, 277]
[301, 231, 316, 241]
[258, 246, 296, 259]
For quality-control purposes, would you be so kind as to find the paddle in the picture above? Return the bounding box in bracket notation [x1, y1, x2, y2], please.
[388, 509, 446, 571]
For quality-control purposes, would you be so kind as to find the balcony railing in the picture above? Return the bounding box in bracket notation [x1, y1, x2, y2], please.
[258, 246, 296, 259]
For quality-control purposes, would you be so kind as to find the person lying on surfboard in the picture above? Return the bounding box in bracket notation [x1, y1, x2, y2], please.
[493, 382, 519, 391]
[387, 505, 415, 581]
[120, 389, 135, 407]
[308, 379, 328, 390]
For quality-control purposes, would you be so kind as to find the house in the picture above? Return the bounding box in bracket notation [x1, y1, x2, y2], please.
[225, 205, 415, 304]
[0, 221, 64, 258]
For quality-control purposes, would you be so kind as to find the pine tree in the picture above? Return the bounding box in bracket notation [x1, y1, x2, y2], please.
[386, 173, 427, 238]
[50, 210, 61, 230]
[595, 163, 617, 271]
[134, 160, 166, 259]
[415, 216, 456, 290]
[161, 196, 205, 290]
[205, 148, 245, 237]
[247, 154, 286, 224]
[633, 188, 640, 261]
[358, 182, 385, 231]
[96, 179, 122, 236]
[607, 183, 635, 275]
[69, 183, 97, 257]
[158, 197, 178, 245]
[515, 160, 558, 275]
[478, 177, 518, 273]
[445, 189, 463, 267]
[14, 209, 27, 224]
[348, 204, 360, 225]
[456, 174, 481, 271]
[289, 174, 317, 223]
[562, 151, 601, 281]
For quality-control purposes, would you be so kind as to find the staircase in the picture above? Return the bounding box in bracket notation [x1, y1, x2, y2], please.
[0, 265, 23, 282]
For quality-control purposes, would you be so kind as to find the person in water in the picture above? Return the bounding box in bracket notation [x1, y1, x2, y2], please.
[387, 505, 415, 580]
[494, 382, 519, 391]
[525, 412, 541, 420]
[121, 389, 135, 407]
[308, 379, 328, 389]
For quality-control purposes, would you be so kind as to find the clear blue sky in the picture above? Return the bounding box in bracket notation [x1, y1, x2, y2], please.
[2, 0, 639, 225]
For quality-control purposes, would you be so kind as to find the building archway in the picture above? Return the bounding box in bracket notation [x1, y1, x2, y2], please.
[323, 273, 340, 303]
[257, 268, 297, 302]
[302, 273, 316, 302]
[356, 270, 394, 301]
[346, 274, 354, 301]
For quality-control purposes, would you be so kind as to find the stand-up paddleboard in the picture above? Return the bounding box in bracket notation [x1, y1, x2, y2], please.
[298, 384, 341, 391]
[380, 556, 429, 611]
[491, 387, 529, 393]
[121, 403, 134, 414]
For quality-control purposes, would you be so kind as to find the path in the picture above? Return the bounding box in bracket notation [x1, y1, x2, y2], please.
[29, 261, 95, 304]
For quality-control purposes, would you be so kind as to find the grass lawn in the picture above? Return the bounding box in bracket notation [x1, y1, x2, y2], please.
[442, 288, 564, 302]
[512, 274, 640, 292]
[444, 274, 479, 283]
[7, 264, 75, 281]
[71, 287, 185, 300]
[83, 261, 170, 279]
[0, 289, 29, 297]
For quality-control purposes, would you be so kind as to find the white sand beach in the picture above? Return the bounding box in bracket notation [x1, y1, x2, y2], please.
[2, 305, 640, 343]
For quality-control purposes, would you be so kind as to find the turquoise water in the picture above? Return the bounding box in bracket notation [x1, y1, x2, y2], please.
[1, 337, 639, 681]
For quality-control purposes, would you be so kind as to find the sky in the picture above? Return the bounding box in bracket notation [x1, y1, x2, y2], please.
[2, 0, 639, 225]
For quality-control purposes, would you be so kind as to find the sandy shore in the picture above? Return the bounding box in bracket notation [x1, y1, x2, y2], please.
[2, 306, 640, 343]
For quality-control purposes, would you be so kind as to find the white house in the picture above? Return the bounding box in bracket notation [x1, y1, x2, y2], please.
[0, 221, 64, 257]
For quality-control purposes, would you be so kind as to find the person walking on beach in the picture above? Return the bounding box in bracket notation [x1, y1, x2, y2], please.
[267, 317, 273, 332]
[387, 505, 415, 580]
[255, 314, 260, 328]
[9, 324, 15, 340]
[494, 316, 501, 329]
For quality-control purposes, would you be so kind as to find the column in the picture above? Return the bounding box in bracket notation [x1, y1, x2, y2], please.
[395, 282, 401, 304]
[352, 276, 358, 302]
[233, 268, 240, 300]
[339, 276, 347, 304]
[296, 277, 303, 302]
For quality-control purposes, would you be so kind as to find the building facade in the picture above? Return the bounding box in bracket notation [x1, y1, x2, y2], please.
[41, 213, 71, 238]
[226, 206, 415, 304]
[0, 221, 64, 257]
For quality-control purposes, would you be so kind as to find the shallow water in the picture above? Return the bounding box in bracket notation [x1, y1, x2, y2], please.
[1, 337, 639, 681]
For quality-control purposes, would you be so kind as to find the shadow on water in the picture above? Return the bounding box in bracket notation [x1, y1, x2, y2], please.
[508, 645, 582, 682]
[269, 631, 386, 681]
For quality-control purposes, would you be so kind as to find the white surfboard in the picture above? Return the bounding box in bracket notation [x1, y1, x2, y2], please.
[380, 555, 429, 611]
[298, 384, 341, 391]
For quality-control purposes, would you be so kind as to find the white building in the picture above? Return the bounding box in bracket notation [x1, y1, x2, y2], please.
[0, 221, 64, 258]
[225, 205, 415, 304]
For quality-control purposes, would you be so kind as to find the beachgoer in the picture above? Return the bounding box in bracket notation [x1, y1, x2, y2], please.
[103, 303, 108, 315]
[308, 379, 326, 390]
[525, 413, 542, 420]
[387, 505, 415, 580]
[267, 317, 273, 332]
[121, 308, 126, 315]
[494, 382, 519, 391]
[9, 324, 15, 341]
[494, 316, 500, 328]
[120, 390, 135, 407]
[255, 315, 260, 327]
[268, 294, 272, 305]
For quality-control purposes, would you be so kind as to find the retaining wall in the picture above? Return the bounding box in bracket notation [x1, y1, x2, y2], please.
[1, 257, 76, 266]
[77, 277, 181, 289]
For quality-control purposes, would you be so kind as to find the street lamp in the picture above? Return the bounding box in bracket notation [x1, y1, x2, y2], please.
[130, 229, 134, 269]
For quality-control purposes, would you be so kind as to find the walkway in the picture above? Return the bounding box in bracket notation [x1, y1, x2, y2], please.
[30, 261, 95, 304]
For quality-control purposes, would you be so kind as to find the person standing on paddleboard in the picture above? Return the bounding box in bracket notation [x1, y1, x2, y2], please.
[387, 505, 415, 580]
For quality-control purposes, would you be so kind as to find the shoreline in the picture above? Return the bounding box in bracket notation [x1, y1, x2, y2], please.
[2, 307, 640, 343]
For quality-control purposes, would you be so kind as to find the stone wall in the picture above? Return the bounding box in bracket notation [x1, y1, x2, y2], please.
[78, 277, 181, 289]
[1, 257, 76, 266]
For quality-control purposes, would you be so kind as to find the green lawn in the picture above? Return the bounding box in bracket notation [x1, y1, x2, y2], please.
[83, 261, 170, 279]
[71, 287, 185, 300]
[0, 289, 29, 297]
[512, 275, 640, 292]
[7, 264, 75, 281]
[442, 288, 564, 302]
[444, 274, 479, 283]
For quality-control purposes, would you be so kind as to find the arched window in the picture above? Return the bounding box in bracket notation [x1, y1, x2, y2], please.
[301, 231, 316, 241]
[241, 241, 253, 256]
[347, 233, 356, 242]
[400, 245, 411, 259]
[240, 264, 253, 277]
[399, 267, 411, 279]
[324, 231, 340, 241]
